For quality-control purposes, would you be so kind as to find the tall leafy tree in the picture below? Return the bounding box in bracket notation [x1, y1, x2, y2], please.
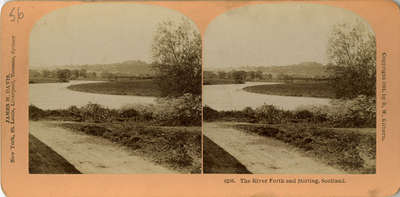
[151, 18, 202, 97]
[327, 20, 376, 99]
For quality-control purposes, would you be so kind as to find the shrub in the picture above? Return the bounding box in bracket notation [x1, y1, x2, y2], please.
[29, 96, 203, 126]
[119, 108, 139, 118]
[152, 93, 201, 126]
[304, 96, 376, 127]
[80, 103, 115, 123]
[328, 95, 376, 127]
[242, 107, 256, 119]
[294, 109, 314, 120]
[254, 104, 288, 124]
[121, 104, 155, 122]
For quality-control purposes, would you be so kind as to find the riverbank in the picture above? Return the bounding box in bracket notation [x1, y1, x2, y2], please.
[30, 121, 184, 173]
[67, 80, 161, 97]
[29, 77, 61, 84]
[30, 119, 201, 173]
[29, 103, 202, 173]
[204, 122, 346, 174]
[233, 122, 375, 174]
[60, 121, 201, 173]
[243, 82, 335, 98]
[203, 101, 376, 174]
[203, 78, 237, 85]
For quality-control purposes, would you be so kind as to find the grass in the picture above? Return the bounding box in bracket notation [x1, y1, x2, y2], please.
[67, 80, 161, 97]
[59, 121, 201, 173]
[234, 123, 376, 174]
[29, 134, 81, 174]
[243, 82, 335, 98]
[203, 78, 237, 85]
[203, 136, 251, 174]
[29, 77, 62, 84]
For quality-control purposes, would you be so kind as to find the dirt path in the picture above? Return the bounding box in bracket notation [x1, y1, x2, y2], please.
[204, 122, 344, 174]
[30, 121, 176, 174]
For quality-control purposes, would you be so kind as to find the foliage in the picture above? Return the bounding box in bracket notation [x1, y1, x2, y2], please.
[232, 71, 246, 84]
[327, 20, 376, 99]
[29, 93, 201, 126]
[204, 98, 375, 128]
[151, 19, 201, 97]
[308, 95, 376, 127]
[254, 104, 289, 124]
[79, 103, 118, 123]
[56, 69, 71, 82]
[152, 93, 201, 126]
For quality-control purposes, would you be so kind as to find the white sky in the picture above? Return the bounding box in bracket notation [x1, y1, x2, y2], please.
[204, 3, 372, 68]
[29, 3, 186, 68]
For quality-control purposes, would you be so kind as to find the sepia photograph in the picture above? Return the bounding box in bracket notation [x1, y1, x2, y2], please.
[203, 3, 376, 174]
[28, 4, 202, 174]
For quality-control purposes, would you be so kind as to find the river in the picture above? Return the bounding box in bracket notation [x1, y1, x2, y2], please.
[29, 81, 156, 110]
[203, 82, 330, 111]
[30, 81, 330, 111]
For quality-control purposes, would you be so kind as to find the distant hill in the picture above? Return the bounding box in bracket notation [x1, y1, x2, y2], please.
[32, 60, 155, 76]
[206, 62, 329, 78]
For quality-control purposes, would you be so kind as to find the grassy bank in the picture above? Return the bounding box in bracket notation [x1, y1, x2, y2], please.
[203, 79, 237, 85]
[233, 123, 375, 173]
[29, 77, 63, 84]
[29, 134, 81, 174]
[243, 82, 335, 98]
[203, 136, 251, 174]
[67, 80, 161, 97]
[59, 121, 201, 173]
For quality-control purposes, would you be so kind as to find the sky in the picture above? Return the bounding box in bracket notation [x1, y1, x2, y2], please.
[29, 3, 187, 68]
[204, 3, 373, 69]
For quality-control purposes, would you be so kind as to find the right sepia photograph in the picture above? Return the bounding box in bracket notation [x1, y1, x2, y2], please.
[203, 3, 376, 174]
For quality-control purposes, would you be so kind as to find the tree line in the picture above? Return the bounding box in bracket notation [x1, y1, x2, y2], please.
[203, 70, 324, 84]
[29, 68, 153, 82]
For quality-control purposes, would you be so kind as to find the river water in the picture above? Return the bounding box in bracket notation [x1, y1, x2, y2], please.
[203, 82, 330, 111]
[30, 81, 330, 111]
[29, 81, 156, 110]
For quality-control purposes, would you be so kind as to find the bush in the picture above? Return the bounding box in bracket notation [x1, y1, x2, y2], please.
[254, 104, 289, 124]
[294, 109, 314, 120]
[80, 103, 116, 123]
[29, 98, 202, 126]
[152, 93, 201, 126]
[328, 95, 376, 127]
[120, 104, 155, 122]
[305, 95, 376, 127]
[242, 107, 256, 119]
[119, 108, 139, 118]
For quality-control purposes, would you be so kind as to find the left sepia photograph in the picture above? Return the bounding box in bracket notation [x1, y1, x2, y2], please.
[28, 3, 202, 174]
